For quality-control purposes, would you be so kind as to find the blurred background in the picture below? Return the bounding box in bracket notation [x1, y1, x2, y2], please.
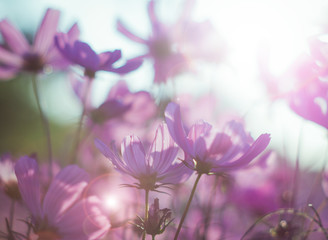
[1, 0, 328, 170]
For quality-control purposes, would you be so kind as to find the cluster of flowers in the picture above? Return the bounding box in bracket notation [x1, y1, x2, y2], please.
[1, 0, 328, 239]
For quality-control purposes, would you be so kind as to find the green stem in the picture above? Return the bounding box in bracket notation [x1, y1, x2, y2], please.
[143, 189, 150, 240]
[291, 120, 305, 207]
[152, 235, 155, 240]
[31, 75, 53, 178]
[70, 78, 92, 164]
[202, 175, 219, 239]
[9, 200, 15, 229]
[174, 173, 202, 240]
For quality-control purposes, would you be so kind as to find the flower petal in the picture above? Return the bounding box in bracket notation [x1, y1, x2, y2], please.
[164, 102, 193, 155]
[14, 156, 42, 219]
[117, 20, 146, 44]
[0, 46, 23, 67]
[56, 196, 110, 240]
[158, 162, 193, 184]
[94, 138, 130, 176]
[106, 58, 143, 74]
[213, 134, 271, 171]
[42, 165, 89, 226]
[148, 122, 179, 173]
[73, 41, 100, 71]
[99, 50, 121, 68]
[188, 120, 212, 159]
[33, 8, 60, 55]
[121, 135, 147, 176]
[0, 66, 18, 80]
[0, 19, 29, 54]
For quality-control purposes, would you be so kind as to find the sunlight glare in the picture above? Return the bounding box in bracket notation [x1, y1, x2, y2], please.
[104, 195, 120, 211]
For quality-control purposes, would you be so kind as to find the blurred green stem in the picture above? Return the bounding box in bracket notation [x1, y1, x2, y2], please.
[31, 75, 53, 178]
[143, 189, 149, 240]
[70, 78, 92, 164]
[9, 200, 15, 229]
[174, 173, 202, 240]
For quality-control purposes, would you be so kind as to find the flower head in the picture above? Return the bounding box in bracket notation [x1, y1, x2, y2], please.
[95, 122, 192, 191]
[164, 102, 271, 175]
[144, 198, 172, 237]
[289, 78, 328, 129]
[55, 33, 142, 79]
[117, 0, 224, 83]
[15, 156, 110, 240]
[0, 8, 79, 79]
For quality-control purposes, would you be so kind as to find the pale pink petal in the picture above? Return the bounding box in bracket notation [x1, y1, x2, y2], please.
[42, 165, 89, 226]
[121, 135, 147, 176]
[14, 156, 42, 219]
[148, 122, 179, 173]
[213, 134, 271, 171]
[0, 46, 23, 67]
[94, 138, 130, 176]
[188, 120, 212, 158]
[158, 162, 193, 184]
[207, 132, 232, 156]
[147, 0, 158, 25]
[66, 22, 80, 41]
[0, 19, 29, 54]
[99, 50, 121, 68]
[57, 196, 110, 240]
[0, 66, 18, 80]
[165, 102, 193, 155]
[117, 20, 146, 44]
[122, 91, 157, 125]
[33, 8, 60, 54]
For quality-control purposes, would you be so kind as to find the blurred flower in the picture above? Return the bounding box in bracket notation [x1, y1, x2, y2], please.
[165, 102, 271, 175]
[55, 33, 142, 79]
[15, 156, 110, 240]
[95, 122, 192, 191]
[86, 80, 157, 144]
[0, 8, 79, 79]
[117, 0, 224, 83]
[0, 154, 20, 201]
[289, 77, 328, 129]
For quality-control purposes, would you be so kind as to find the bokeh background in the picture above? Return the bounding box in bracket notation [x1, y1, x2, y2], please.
[1, 0, 328, 169]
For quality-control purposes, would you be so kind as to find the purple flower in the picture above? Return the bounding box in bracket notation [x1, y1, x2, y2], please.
[164, 102, 271, 174]
[289, 77, 328, 129]
[55, 33, 143, 79]
[117, 0, 223, 83]
[15, 156, 110, 240]
[95, 122, 192, 191]
[144, 198, 172, 237]
[0, 8, 79, 79]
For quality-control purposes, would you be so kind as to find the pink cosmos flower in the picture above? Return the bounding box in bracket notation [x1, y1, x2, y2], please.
[117, 0, 224, 83]
[289, 78, 328, 129]
[15, 156, 110, 240]
[55, 33, 143, 79]
[95, 122, 192, 191]
[0, 8, 79, 79]
[86, 80, 157, 144]
[164, 102, 271, 174]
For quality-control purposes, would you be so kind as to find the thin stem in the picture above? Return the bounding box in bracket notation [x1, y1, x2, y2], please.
[152, 235, 155, 240]
[143, 189, 150, 240]
[31, 75, 53, 178]
[291, 120, 305, 207]
[174, 173, 202, 240]
[9, 200, 15, 229]
[202, 175, 219, 239]
[70, 78, 92, 164]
